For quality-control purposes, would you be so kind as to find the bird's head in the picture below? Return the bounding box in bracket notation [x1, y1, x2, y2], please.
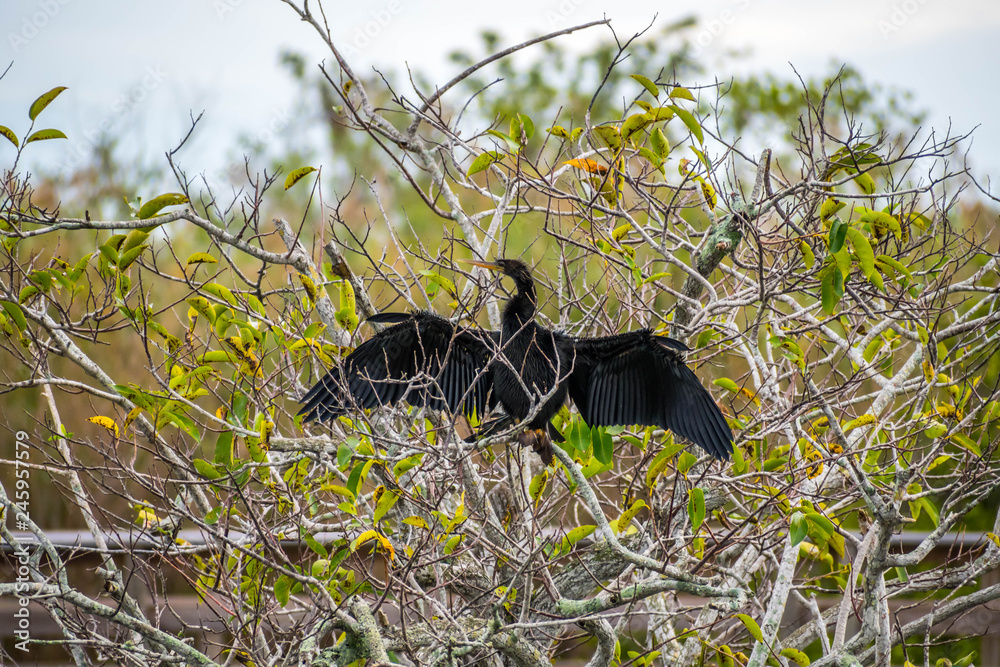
[462, 258, 536, 302]
[464, 258, 531, 280]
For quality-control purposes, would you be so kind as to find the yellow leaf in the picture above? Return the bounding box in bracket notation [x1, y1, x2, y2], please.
[88, 416, 119, 438]
[298, 273, 319, 307]
[186, 252, 218, 266]
[528, 470, 548, 507]
[351, 530, 380, 552]
[698, 178, 717, 209]
[122, 407, 143, 430]
[738, 387, 760, 406]
[617, 499, 648, 534]
[843, 415, 876, 431]
[563, 158, 608, 174]
[259, 420, 274, 449]
[284, 166, 317, 190]
[403, 516, 428, 529]
[612, 223, 631, 242]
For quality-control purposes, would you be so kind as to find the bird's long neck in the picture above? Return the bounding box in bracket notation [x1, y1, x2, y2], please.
[502, 275, 537, 333]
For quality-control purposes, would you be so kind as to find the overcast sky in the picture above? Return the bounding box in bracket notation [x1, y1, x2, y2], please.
[2, 0, 999, 183]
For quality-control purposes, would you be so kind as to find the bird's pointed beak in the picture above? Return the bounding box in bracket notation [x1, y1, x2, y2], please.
[461, 259, 502, 272]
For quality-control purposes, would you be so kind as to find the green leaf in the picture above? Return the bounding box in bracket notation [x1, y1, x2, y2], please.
[860, 209, 902, 240]
[716, 645, 736, 667]
[798, 240, 815, 270]
[419, 270, 456, 298]
[591, 426, 614, 464]
[0, 300, 28, 332]
[0, 125, 19, 148]
[820, 197, 845, 221]
[637, 147, 664, 173]
[28, 270, 53, 291]
[713, 377, 740, 394]
[106, 234, 128, 251]
[735, 613, 764, 642]
[779, 647, 811, 666]
[214, 430, 234, 468]
[687, 488, 705, 532]
[561, 525, 596, 551]
[730, 441, 747, 474]
[564, 418, 590, 452]
[790, 512, 808, 546]
[302, 530, 328, 558]
[845, 227, 875, 279]
[853, 171, 876, 195]
[820, 264, 844, 315]
[121, 230, 150, 254]
[29, 86, 68, 120]
[924, 421, 948, 439]
[592, 125, 623, 152]
[202, 282, 238, 306]
[669, 86, 696, 102]
[138, 193, 189, 219]
[18, 285, 39, 303]
[676, 451, 697, 475]
[193, 458, 222, 480]
[346, 459, 374, 499]
[393, 453, 423, 479]
[284, 166, 317, 190]
[621, 113, 652, 141]
[670, 105, 703, 144]
[515, 113, 534, 140]
[443, 534, 462, 555]
[336, 441, 355, 468]
[650, 126, 669, 159]
[631, 74, 659, 98]
[646, 440, 684, 490]
[952, 651, 977, 667]
[467, 151, 503, 176]
[98, 244, 120, 268]
[690, 146, 712, 173]
[118, 244, 149, 271]
[874, 255, 914, 286]
[274, 574, 291, 607]
[828, 218, 848, 253]
[648, 106, 675, 122]
[949, 432, 981, 457]
[25, 129, 68, 144]
[373, 489, 400, 524]
[804, 511, 835, 541]
[487, 129, 520, 152]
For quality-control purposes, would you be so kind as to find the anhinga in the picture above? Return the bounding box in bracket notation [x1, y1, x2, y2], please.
[299, 259, 733, 464]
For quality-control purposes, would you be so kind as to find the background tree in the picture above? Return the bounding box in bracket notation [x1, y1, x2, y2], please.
[1, 4, 999, 667]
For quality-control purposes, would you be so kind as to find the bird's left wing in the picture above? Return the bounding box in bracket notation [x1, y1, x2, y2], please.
[565, 330, 733, 460]
[298, 312, 497, 423]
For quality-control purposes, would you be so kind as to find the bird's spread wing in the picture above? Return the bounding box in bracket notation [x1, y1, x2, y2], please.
[299, 312, 497, 422]
[565, 330, 733, 460]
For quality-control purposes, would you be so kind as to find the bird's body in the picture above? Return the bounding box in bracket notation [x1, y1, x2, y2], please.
[299, 259, 733, 463]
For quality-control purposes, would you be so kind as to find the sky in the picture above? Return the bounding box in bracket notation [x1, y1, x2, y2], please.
[2, 0, 1000, 186]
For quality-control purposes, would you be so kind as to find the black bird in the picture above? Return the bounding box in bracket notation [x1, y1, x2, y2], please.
[298, 259, 733, 464]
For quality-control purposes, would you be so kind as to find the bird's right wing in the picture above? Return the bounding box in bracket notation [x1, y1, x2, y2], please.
[298, 312, 497, 423]
[565, 330, 733, 460]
